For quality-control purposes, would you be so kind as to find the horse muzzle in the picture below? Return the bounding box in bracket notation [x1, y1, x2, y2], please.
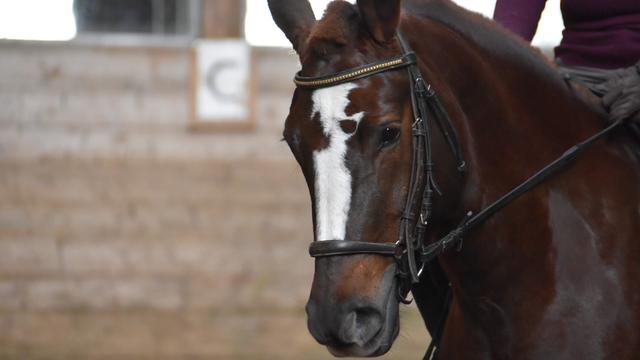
[305, 256, 400, 357]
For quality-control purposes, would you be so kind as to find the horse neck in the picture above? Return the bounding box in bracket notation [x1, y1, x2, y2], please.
[408, 16, 605, 169]
[403, 7, 640, 355]
[404, 14, 608, 292]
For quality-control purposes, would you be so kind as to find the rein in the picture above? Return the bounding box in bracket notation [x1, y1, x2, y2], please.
[294, 31, 626, 359]
[421, 117, 625, 264]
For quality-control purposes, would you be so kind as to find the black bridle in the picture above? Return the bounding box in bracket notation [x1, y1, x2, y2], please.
[296, 32, 465, 302]
[293, 31, 626, 359]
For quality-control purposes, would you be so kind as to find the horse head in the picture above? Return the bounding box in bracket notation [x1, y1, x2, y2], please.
[268, 0, 464, 356]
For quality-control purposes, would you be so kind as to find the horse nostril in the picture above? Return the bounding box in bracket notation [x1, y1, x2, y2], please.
[338, 308, 383, 347]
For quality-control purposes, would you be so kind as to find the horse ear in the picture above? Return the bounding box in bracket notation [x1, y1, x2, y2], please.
[357, 0, 401, 43]
[267, 0, 316, 53]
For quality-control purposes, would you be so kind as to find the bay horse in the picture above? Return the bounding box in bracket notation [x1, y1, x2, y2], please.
[267, 0, 640, 358]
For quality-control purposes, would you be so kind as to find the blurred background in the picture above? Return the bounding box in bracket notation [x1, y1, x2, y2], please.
[0, 0, 562, 358]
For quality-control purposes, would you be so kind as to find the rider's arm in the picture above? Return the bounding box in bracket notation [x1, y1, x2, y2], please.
[493, 0, 547, 42]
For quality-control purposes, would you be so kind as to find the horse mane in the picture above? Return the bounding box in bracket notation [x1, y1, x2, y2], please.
[406, 0, 614, 128]
[403, 0, 566, 87]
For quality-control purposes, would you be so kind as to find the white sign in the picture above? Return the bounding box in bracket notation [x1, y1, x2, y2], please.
[195, 40, 250, 123]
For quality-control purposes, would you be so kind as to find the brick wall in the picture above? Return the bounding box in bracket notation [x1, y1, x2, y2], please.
[0, 42, 426, 359]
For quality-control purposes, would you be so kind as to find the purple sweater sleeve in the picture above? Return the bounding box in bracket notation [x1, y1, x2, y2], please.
[493, 0, 547, 42]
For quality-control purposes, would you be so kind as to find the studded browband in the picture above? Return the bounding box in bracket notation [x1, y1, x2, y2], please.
[293, 53, 417, 88]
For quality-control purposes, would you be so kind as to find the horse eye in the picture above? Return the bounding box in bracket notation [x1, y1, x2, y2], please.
[380, 126, 400, 148]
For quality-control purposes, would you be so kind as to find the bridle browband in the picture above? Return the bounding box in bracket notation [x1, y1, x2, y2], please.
[294, 53, 417, 88]
[296, 32, 466, 302]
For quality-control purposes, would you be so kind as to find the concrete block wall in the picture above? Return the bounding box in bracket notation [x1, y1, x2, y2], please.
[0, 41, 316, 312]
[0, 42, 427, 359]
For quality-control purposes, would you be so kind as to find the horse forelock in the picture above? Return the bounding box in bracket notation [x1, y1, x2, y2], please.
[304, 1, 359, 59]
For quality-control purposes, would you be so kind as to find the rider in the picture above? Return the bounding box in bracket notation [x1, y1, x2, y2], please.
[493, 0, 640, 125]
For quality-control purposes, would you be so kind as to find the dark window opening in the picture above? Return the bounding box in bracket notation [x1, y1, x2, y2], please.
[73, 0, 194, 36]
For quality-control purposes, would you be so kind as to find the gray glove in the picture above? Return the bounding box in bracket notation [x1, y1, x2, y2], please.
[597, 61, 640, 123]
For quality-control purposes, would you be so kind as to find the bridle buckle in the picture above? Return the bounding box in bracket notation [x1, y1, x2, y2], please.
[414, 77, 435, 98]
[420, 213, 428, 226]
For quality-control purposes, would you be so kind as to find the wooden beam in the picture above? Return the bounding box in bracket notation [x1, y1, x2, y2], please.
[200, 0, 245, 38]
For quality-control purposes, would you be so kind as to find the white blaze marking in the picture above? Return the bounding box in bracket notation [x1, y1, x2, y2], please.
[311, 83, 364, 241]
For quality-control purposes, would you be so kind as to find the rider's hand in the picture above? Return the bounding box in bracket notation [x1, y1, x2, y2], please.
[601, 60, 640, 123]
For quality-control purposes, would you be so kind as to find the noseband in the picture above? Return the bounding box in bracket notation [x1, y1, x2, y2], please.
[294, 32, 465, 301]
